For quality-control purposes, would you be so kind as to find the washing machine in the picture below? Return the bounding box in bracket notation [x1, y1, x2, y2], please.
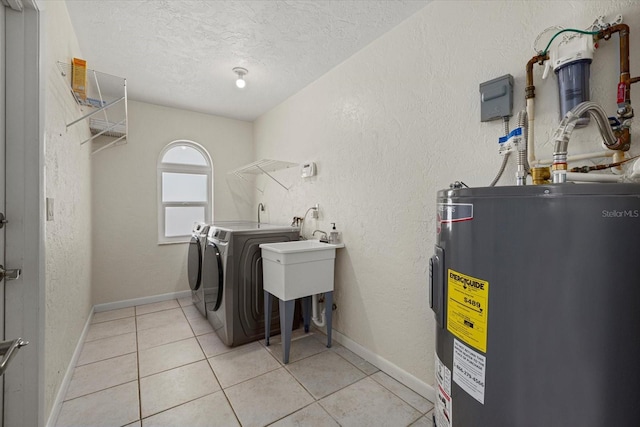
[202, 222, 300, 346]
[188, 222, 211, 316]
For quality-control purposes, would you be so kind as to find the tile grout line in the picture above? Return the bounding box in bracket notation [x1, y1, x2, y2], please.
[137, 302, 243, 424]
[138, 391, 224, 424]
[207, 345, 284, 390]
[138, 336, 205, 376]
[220, 386, 243, 425]
[198, 352, 242, 426]
[197, 335, 243, 426]
[262, 336, 360, 425]
[248, 329, 375, 424]
[368, 372, 434, 416]
[267, 332, 429, 426]
[310, 330, 434, 416]
[329, 343, 377, 376]
[218, 364, 317, 426]
[59, 380, 140, 405]
[264, 400, 331, 427]
[75, 345, 137, 368]
[135, 299, 194, 422]
[90, 315, 132, 325]
[83, 317, 137, 344]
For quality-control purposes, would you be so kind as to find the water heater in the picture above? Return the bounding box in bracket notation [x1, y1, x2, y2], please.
[430, 183, 640, 426]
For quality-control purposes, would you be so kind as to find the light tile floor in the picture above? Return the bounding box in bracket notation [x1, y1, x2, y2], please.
[55, 297, 434, 427]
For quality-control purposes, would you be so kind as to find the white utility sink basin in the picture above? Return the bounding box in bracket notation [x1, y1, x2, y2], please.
[260, 240, 344, 301]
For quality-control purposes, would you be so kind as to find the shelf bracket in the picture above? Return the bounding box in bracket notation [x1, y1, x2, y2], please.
[228, 159, 298, 193]
[255, 165, 290, 191]
[66, 96, 125, 128]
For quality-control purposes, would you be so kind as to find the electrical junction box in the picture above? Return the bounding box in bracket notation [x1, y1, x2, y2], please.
[480, 74, 513, 122]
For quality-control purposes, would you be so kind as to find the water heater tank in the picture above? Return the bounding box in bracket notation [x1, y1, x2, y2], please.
[430, 184, 640, 427]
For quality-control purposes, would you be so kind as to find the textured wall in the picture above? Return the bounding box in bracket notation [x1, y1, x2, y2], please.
[254, 0, 640, 390]
[43, 1, 93, 418]
[91, 101, 253, 304]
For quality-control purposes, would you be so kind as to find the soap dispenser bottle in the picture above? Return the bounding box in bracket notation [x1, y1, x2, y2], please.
[329, 223, 341, 244]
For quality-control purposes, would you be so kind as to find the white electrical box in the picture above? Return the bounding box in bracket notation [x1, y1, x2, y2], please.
[301, 162, 316, 178]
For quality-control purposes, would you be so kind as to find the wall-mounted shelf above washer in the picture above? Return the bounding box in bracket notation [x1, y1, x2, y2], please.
[229, 159, 298, 193]
[56, 61, 128, 155]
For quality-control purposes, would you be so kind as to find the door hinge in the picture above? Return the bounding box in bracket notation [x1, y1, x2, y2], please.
[0, 265, 21, 281]
[0, 212, 7, 229]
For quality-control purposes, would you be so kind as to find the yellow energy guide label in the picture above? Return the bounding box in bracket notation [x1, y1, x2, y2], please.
[447, 269, 489, 353]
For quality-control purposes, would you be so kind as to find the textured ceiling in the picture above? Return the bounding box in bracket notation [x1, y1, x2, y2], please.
[63, 0, 429, 121]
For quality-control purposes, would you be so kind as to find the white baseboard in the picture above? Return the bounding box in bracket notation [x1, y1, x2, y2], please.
[45, 306, 95, 427]
[331, 329, 436, 403]
[94, 290, 192, 312]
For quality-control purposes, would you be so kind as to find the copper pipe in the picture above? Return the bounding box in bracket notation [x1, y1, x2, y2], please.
[595, 24, 633, 117]
[525, 54, 549, 100]
[570, 154, 639, 173]
[631, 77, 640, 84]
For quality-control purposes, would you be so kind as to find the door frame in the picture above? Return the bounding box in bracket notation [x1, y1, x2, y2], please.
[0, 2, 5, 423]
[4, 0, 44, 426]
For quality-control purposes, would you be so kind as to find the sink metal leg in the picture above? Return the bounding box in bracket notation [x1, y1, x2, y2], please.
[302, 296, 311, 333]
[279, 299, 295, 364]
[325, 291, 333, 348]
[264, 291, 272, 346]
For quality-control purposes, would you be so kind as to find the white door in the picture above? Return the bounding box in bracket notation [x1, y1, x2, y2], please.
[3, 1, 42, 426]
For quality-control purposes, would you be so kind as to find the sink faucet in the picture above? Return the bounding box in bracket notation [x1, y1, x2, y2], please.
[313, 229, 328, 243]
[258, 203, 265, 224]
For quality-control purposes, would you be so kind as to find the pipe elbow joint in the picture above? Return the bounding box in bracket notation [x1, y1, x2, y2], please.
[608, 128, 631, 151]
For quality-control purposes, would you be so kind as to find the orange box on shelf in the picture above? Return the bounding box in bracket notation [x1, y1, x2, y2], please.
[71, 57, 87, 101]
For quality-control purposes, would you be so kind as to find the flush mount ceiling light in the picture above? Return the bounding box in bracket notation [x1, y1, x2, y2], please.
[233, 67, 248, 89]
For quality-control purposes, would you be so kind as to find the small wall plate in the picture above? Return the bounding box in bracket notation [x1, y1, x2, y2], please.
[301, 162, 316, 178]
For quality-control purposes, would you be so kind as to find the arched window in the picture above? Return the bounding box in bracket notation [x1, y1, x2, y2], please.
[157, 140, 213, 243]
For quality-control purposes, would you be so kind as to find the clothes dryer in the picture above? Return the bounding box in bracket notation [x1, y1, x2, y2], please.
[202, 222, 299, 346]
[188, 222, 210, 316]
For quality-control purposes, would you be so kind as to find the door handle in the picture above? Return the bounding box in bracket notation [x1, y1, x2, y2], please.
[0, 265, 21, 281]
[0, 338, 29, 375]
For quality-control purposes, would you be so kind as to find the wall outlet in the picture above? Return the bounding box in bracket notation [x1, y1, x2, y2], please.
[46, 197, 54, 221]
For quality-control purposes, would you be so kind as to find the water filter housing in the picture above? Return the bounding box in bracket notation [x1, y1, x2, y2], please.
[549, 34, 595, 126]
[555, 59, 592, 125]
[430, 184, 640, 427]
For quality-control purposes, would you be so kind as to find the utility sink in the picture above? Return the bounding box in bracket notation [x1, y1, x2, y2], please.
[260, 240, 344, 301]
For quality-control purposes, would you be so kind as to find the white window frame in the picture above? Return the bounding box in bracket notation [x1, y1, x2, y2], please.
[157, 140, 213, 244]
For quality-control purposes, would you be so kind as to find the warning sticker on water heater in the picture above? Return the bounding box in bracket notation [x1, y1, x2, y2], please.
[453, 339, 486, 404]
[435, 353, 453, 427]
[447, 269, 489, 353]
